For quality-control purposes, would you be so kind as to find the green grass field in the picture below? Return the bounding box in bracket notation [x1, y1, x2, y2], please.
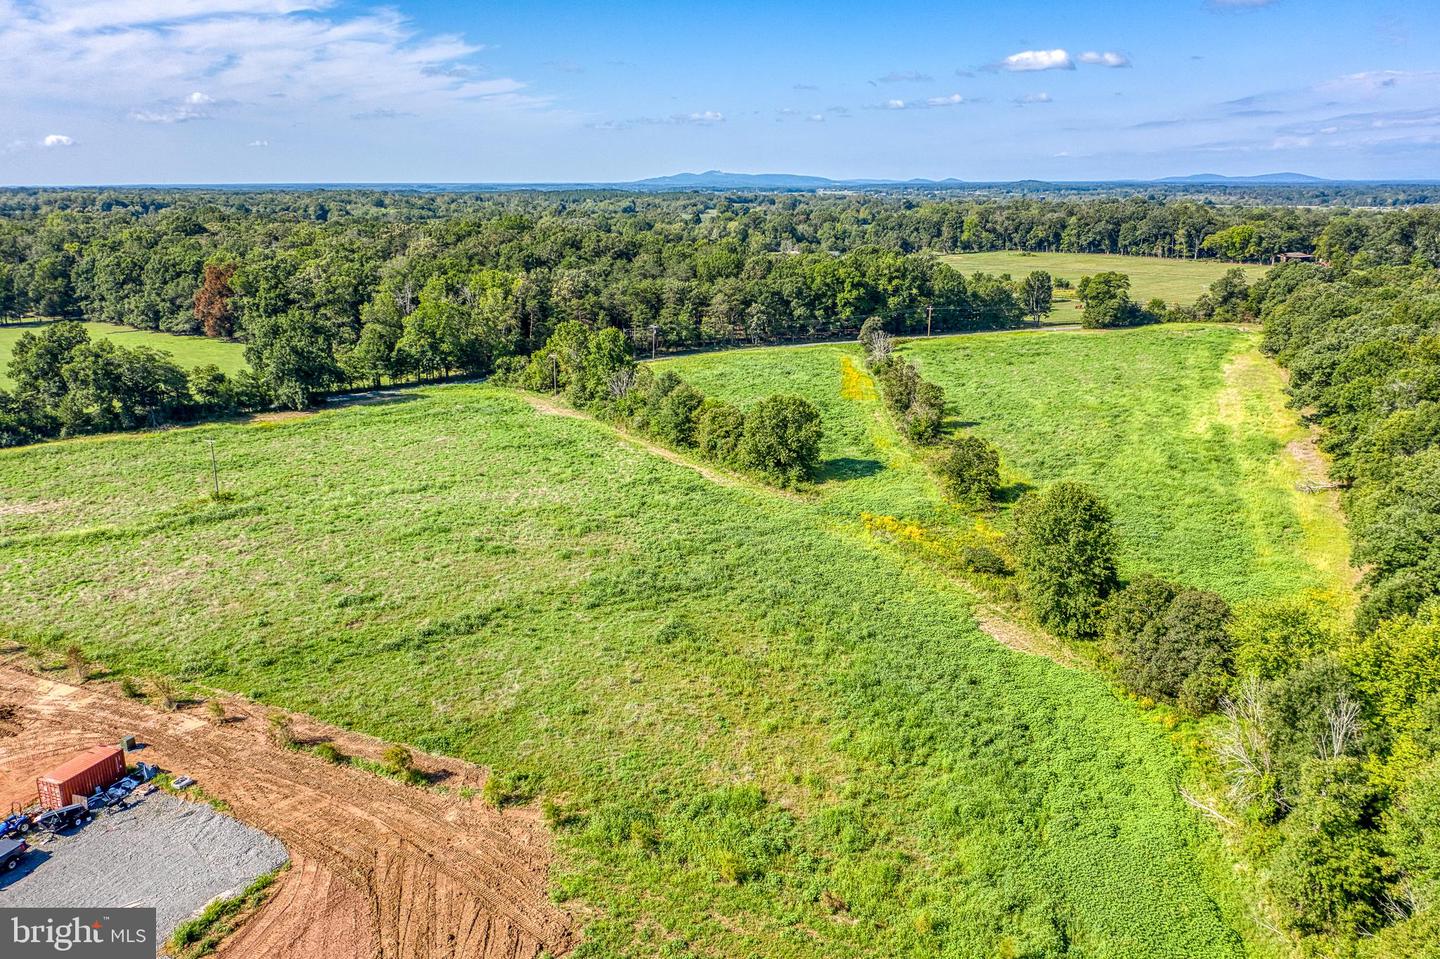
[664, 325, 1350, 606]
[0, 321, 247, 389]
[941, 252, 1272, 324]
[0, 374, 1279, 957]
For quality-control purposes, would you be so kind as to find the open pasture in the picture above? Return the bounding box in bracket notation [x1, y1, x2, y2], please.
[0, 380, 1271, 958]
[0, 321, 247, 389]
[664, 325, 1349, 605]
[940, 252, 1272, 323]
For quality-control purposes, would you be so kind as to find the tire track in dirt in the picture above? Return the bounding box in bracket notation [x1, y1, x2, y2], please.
[0, 666, 574, 959]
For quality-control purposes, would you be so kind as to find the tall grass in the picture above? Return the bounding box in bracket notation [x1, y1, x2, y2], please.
[0, 374, 1281, 956]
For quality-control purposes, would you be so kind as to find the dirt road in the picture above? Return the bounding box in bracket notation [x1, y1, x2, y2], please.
[0, 666, 575, 959]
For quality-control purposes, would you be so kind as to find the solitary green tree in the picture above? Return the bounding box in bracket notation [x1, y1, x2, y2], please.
[1018, 271, 1053, 326]
[1013, 481, 1119, 638]
[737, 394, 823, 486]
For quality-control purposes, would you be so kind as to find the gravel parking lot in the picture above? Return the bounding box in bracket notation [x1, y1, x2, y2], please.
[0, 790, 288, 948]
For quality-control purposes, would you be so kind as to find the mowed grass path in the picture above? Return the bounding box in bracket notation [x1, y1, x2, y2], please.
[941, 253, 1272, 324]
[0, 321, 247, 389]
[667, 325, 1350, 605]
[0, 385, 1268, 957]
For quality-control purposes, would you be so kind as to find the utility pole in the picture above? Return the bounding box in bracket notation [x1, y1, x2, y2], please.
[548, 353, 558, 392]
[926, 304, 933, 337]
[206, 439, 220, 499]
[649, 324, 659, 360]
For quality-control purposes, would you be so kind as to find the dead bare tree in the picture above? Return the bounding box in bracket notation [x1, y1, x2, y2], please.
[868, 331, 894, 365]
[608, 367, 637, 399]
[1319, 693, 1361, 760]
[1215, 677, 1282, 810]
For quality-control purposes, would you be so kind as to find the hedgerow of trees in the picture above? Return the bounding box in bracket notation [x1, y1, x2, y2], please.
[496, 321, 823, 487]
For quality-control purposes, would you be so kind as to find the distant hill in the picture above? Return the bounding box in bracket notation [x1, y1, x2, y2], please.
[630, 170, 841, 189]
[1155, 172, 1330, 184]
[627, 170, 975, 190]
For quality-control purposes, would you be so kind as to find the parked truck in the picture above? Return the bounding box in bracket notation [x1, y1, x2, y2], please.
[0, 838, 28, 872]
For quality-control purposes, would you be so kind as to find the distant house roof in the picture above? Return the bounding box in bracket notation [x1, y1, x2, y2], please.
[1276, 252, 1316, 262]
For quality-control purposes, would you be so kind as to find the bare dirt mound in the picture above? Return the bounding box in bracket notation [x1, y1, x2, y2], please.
[0, 667, 574, 959]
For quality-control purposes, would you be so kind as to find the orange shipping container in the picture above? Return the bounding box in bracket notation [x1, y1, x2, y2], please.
[37, 745, 125, 809]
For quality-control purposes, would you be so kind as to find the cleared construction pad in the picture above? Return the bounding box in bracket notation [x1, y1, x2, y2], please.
[0, 791, 288, 943]
[0, 666, 575, 959]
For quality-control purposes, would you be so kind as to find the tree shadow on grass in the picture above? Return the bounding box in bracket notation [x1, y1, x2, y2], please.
[994, 479, 1036, 505]
[817, 457, 885, 483]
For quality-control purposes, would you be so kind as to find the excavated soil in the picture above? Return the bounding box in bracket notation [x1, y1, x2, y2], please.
[0, 666, 574, 959]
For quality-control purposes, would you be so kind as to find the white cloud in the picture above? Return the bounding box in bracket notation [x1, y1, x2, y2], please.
[1001, 49, 1074, 72]
[42, 133, 75, 147]
[0, 1, 543, 131]
[877, 94, 972, 111]
[247, 139, 269, 147]
[1015, 92, 1053, 105]
[1078, 51, 1130, 68]
[683, 111, 724, 124]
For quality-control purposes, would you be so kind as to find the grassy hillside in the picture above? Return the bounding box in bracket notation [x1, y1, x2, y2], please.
[940, 253, 1271, 324]
[0, 321, 247, 389]
[665, 325, 1350, 605]
[0, 383, 1273, 957]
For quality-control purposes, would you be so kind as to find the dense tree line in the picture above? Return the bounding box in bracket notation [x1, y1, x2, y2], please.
[496, 321, 823, 487]
[1, 188, 1436, 430]
[0, 322, 263, 446]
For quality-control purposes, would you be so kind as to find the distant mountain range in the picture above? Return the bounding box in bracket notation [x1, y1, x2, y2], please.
[621, 170, 1350, 191]
[95, 171, 1439, 194]
[628, 170, 969, 189]
[1153, 172, 1328, 185]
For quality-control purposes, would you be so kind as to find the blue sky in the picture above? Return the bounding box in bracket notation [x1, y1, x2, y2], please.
[2, 0, 1438, 184]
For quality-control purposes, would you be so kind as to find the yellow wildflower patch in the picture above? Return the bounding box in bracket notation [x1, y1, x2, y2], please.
[839, 355, 877, 402]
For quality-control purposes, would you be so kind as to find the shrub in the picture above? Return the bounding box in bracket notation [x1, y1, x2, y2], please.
[267, 712, 295, 748]
[1230, 592, 1341, 680]
[206, 700, 226, 724]
[937, 436, 1000, 504]
[312, 742, 345, 764]
[1269, 758, 1388, 938]
[903, 380, 946, 444]
[650, 381, 704, 448]
[382, 744, 414, 774]
[695, 399, 746, 464]
[961, 544, 1011, 576]
[737, 394, 823, 486]
[119, 676, 141, 699]
[876, 359, 919, 416]
[148, 675, 181, 711]
[483, 770, 541, 808]
[1013, 482, 1119, 639]
[64, 643, 90, 682]
[1102, 576, 1232, 710]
